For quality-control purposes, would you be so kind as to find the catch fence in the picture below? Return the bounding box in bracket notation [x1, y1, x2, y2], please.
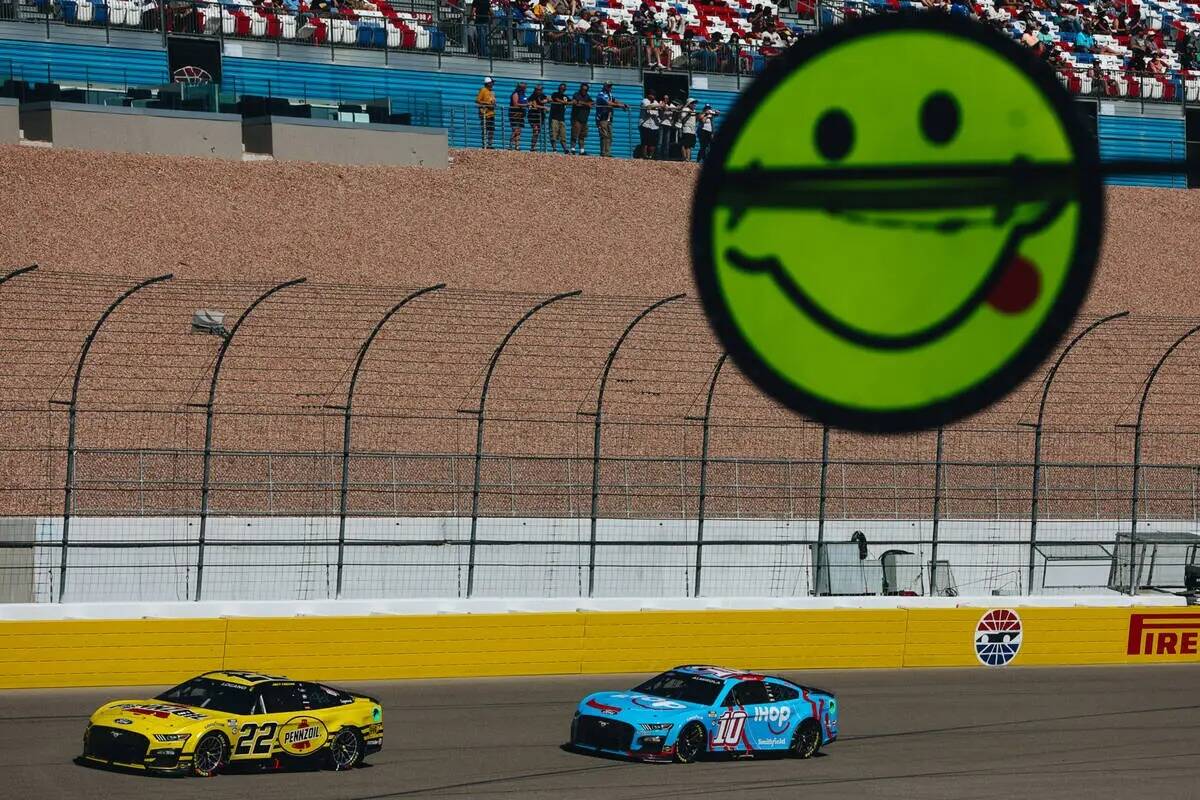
[1, 267, 1199, 602]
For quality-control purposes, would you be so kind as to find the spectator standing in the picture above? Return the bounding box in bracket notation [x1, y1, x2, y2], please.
[697, 104, 719, 162]
[527, 84, 547, 151]
[638, 89, 659, 159]
[476, 76, 496, 149]
[658, 94, 678, 158]
[471, 0, 492, 57]
[548, 82, 570, 154]
[570, 82, 593, 154]
[508, 81, 528, 150]
[678, 98, 699, 161]
[595, 82, 627, 158]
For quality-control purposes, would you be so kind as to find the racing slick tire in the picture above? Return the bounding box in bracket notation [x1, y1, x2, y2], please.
[191, 732, 229, 777]
[790, 718, 822, 759]
[673, 722, 707, 764]
[327, 726, 365, 771]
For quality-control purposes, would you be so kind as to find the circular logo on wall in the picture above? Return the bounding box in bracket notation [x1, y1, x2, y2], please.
[277, 715, 329, 756]
[975, 608, 1022, 666]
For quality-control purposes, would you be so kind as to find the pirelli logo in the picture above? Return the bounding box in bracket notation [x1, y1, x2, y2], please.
[1126, 613, 1200, 656]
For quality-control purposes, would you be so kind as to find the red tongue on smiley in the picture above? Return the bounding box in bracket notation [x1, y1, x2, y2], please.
[986, 255, 1040, 314]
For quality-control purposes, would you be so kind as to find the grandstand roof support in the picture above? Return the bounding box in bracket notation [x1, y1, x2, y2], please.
[692, 352, 728, 598]
[1125, 320, 1200, 595]
[333, 283, 445, 599]
[58, 272, 173, 603]
[465, 290, 582, 598]
[813, 423, 830, 596]
[585, 293, 686, 598]
[929, 425, 945, 597]
[1024, 311, 1128, 595]
[194, 277, 307, 603]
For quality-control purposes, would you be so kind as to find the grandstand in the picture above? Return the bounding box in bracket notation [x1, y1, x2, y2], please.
[3, 0, 1200, 95]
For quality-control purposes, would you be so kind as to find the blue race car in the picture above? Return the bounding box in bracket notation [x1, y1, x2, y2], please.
[569, 665, 838, 763]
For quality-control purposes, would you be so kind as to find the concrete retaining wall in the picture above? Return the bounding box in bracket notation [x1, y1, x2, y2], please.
[19, 102, 243, 159]
[242, 115, 447, 167]
[0, 98, 18, 144]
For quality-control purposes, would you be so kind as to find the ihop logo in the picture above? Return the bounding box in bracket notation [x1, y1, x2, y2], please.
[975, 609, 1022, 667]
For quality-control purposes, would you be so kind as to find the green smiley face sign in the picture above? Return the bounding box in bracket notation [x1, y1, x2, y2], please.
[691, 14, 1103, 432]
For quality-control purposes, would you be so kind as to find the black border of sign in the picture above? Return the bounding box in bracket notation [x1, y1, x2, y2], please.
[689, 11, 1105, 434]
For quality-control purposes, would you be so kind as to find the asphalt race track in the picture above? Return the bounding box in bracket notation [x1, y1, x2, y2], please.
[2, 665, 1198, 800]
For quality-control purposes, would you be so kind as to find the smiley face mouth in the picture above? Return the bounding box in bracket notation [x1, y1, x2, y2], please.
[718, 159, 1073, 350]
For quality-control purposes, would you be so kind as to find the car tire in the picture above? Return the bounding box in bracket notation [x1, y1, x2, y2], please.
[191, 732, 229, 777]
[673, 722, 707, 764]
[327, 727, 365, 771]
[791, 718, 822, 759]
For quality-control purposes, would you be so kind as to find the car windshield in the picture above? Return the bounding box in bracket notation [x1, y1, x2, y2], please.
[632, 671, 724, 706]
[156, 677, 255, 715]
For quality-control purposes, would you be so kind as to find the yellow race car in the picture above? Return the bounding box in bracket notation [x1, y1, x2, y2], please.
[78, 670, 383, 777]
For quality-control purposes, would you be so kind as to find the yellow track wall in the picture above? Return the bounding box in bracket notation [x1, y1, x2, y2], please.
[1, 606, 1197, 689]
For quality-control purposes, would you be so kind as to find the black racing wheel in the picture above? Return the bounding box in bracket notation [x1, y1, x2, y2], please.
[791, 718, 822, 759]
[327, 727, 365, 771]
[191, 731, 229, 777]
[674, 722, 707, 764]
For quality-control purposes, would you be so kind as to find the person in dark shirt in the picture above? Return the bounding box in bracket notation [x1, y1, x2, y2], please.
[594, 82, 627, 158]
[471, 0, 491, 57]
[527, 84, 547, 151]
[570, 83, 592, 155]
[508, 81, 528, 150]
[548, 83, 570, 155]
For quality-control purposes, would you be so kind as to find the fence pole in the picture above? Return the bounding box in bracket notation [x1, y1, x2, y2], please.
[466, 290, 580, 598]
[929, 426, 944, 596]
[58, 273, 173, 602]
[813, 424, 829, 596]
[1127, 321, 1200, 596]
[693, 352, 727, 598]
[585, 294, 685, 598]
[1024, 311, 1128, 594]
[193, 278, 306, 602]
[332, 283, 444, 598]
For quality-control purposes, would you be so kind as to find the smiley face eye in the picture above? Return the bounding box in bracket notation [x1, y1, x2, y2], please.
[920, 92, 960, 145]
[814, 109, 854, 161]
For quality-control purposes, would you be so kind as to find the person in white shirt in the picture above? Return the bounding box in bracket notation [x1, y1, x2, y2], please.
[678, 97, 699, 161]
[665, 7, 685, 36]
[638, 89, 660, 159]
[697, 103, 719, 162]
[658, 95, 678, 158]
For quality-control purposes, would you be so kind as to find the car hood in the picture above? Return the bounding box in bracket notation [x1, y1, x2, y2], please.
[90, 699, 233, 734]
[578, 691, 708, 723]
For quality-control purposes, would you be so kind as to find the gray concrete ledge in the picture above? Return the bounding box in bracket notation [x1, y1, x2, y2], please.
[242, 114, 448, 168]
[0, 97, 18, 144]
[20, 101, 244, 159]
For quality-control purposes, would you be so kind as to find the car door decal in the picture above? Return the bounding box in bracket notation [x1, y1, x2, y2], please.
[234, 721, 279, 757]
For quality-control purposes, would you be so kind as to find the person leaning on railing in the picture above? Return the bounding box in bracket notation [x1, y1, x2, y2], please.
[476, 76, 496, 149]
[547, 82, 570, 155]
[527, 84, 547, 152]
[697, 104, 719, 164]
[594, 82, 626, 158]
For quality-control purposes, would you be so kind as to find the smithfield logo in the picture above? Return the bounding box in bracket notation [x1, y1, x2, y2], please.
[974, 609, 1022, 667]
[1126, 613, 1200, 656]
